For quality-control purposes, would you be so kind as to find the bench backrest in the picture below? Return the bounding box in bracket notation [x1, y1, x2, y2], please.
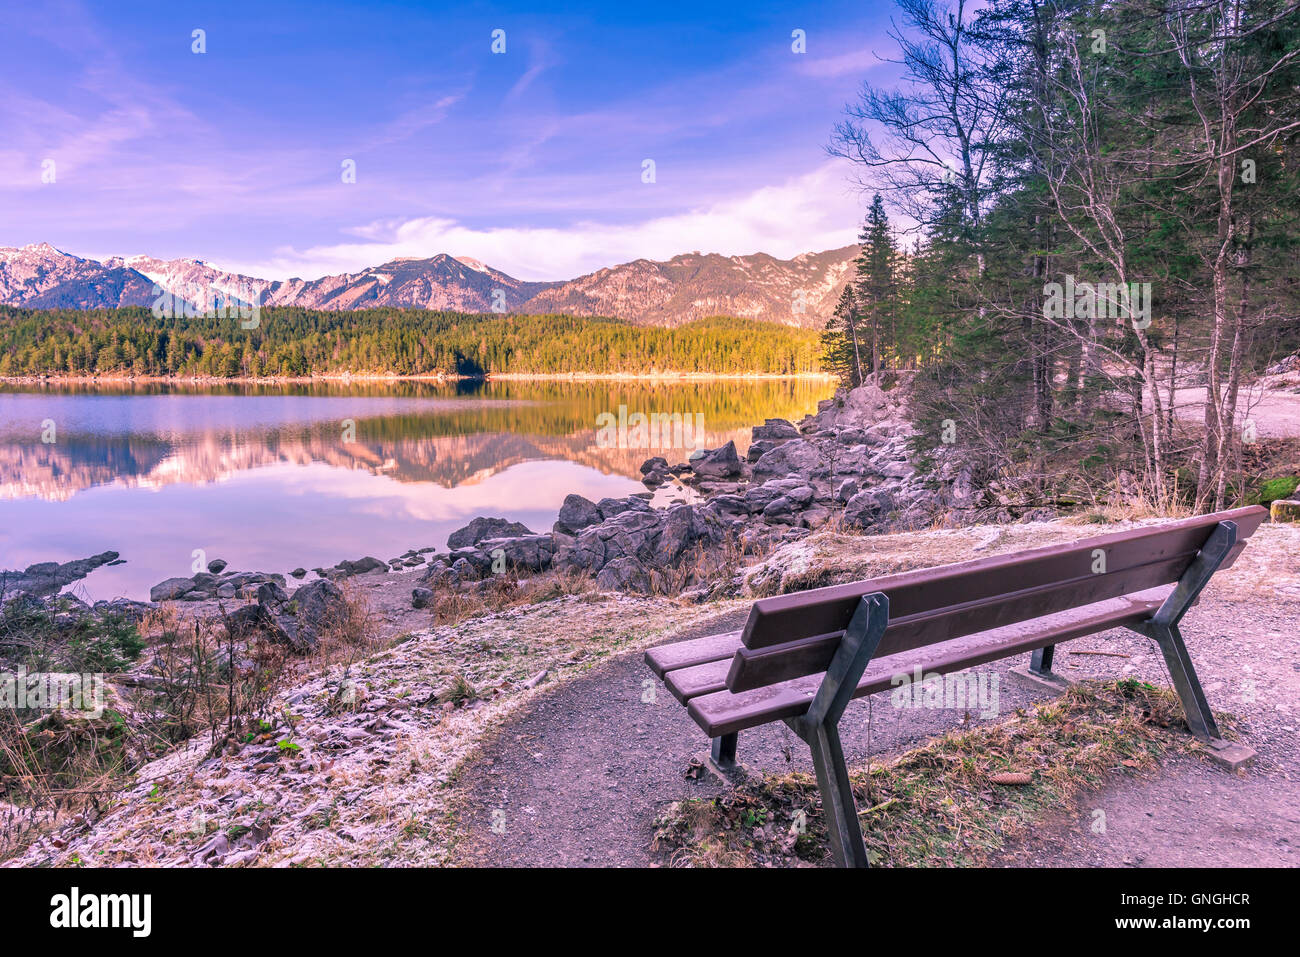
[728, 506, 1266, 693]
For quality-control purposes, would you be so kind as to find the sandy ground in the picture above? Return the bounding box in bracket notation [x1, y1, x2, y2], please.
[1173, 379, 1300, 439]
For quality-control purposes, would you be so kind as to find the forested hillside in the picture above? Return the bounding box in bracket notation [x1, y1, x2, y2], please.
[0, 307, 824, 378]
[821, 0, 1300, 512]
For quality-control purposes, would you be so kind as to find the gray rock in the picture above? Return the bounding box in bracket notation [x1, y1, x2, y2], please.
[256, 581, 289, 609]
[752, 439, 829, 483]
[150, 577, 195, 602]
[689, 440, 742, 479]
[596, 496, 651, 521]
[207, 559, 228, 574]
[411, 587, 434, 609]
[752, 418, 800, 441]
[447, 517, 535, 549]
[478, 534, 555, 573]
[216, 583, 236, 599]
[556, 493, 603, 534]
[290, 568, 307, 579]
[2, 551, 121, 601]
[639, 456, 669, 475]
[596, 557, 652, 593]
[288, 579, 349, 649]
[844, 489, 893, 528]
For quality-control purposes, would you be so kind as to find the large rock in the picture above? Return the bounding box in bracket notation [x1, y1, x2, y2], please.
[752, 439, 829, 483]
[288, 579, 349, 649]
[595, 557, 653, 594]
[2, 552, 121, 602]
[555, 494, 603, 534]
[596, 496, 651, 521]
[447, 517, 535, 549]
[150, 577, 196, 602]
[478, 534, 555, 573]
[752, 418, 800, 441]
[844, 489, 893, 528]
[1271, 499, 1300, 523]
[689, 441, 742, 479]
[653, 504, 714, 565]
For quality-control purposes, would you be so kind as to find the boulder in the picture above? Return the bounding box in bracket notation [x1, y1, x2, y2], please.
[447, 517, 535, 549]
[752, 439, 829, 483]
[844, 489, 893, 528]
[256, 581, 290, 610]
[752, 418, 800, 441]
[288, 579, 349, 649]
[555, 494, 603, 534]
[206, 558, 228, 574]
[411, 587, 434, 609]
[478, 534, 554, 573]
[1271, 499, 1300, 523]
[596, 496, 651, 521]
[689, 441, 742, 479]
[639, 456, 670, 475]
[596, 557, 653, 594]
[150, 577, 195, 602]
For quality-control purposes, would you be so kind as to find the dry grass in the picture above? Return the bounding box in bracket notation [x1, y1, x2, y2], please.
[428, 570, 601, 626]
[0, 583, 386, 862]
[652, 679, 1229, 868]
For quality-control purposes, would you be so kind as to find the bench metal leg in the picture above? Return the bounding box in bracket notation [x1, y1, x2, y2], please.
[1149, 622, 1220, 741]
[788, 592, 889, 868]
[1029, 644, 1055, 676]
[1128, 521, 1237, 743]
[710, 732, 738, 768]
[806, 722, 868, 868]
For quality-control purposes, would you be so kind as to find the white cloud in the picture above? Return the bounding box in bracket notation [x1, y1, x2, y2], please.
[224, 160, 862, 281]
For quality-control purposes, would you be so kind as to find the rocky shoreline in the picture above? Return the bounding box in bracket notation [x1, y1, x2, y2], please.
[0, 378, 997, 651]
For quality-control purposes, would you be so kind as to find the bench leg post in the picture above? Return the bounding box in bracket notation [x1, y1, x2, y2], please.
[807, 722, 869, 868]
[1149, 622, 1220, 741]
[1029, 643, 1055, 676]
[710, 732, 738, 768]
[790, 592, 889, 868]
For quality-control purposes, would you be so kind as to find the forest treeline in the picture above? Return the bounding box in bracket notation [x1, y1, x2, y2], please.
[0, 307, 824, 378]
[821, 0, 1300, 511]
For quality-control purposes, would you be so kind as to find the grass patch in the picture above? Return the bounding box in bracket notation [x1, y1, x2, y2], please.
[652, 679, 1226, 868]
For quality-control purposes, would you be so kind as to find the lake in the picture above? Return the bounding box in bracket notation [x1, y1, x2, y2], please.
[0, 379, 832, 601]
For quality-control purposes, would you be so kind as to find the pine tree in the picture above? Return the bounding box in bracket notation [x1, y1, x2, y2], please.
[821, 285, 865, 387]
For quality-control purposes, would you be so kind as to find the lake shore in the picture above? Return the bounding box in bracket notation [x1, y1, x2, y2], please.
[0, 371, 835, 387]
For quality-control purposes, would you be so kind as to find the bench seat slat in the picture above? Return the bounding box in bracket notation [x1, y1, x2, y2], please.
[645, 630, 742, 679]
[685, 587, 1170, 738]
[740, 506, 1265, 650]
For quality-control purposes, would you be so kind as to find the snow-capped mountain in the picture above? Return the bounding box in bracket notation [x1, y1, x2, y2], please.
[0, 243, 156, 309]
[1, 243, 859, 327]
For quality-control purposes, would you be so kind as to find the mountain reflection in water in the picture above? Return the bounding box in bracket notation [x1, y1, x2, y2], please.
[0, 379, 831, 600]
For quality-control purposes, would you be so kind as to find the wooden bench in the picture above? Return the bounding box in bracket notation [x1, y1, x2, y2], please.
[646, 506, 1268, 867]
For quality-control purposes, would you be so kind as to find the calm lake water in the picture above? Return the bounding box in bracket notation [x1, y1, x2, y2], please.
[0, 379, 832, 601]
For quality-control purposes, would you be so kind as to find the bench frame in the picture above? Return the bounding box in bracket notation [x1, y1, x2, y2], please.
[705, 519, 1243, 868]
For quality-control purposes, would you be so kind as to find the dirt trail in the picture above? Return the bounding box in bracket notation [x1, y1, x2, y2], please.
[451, 587, 1300, 867]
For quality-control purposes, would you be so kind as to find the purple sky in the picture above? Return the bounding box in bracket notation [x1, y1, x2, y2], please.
[0, 0, 900, 280]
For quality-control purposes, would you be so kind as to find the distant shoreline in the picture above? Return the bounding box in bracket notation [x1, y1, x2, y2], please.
[0, 371, 835, 386]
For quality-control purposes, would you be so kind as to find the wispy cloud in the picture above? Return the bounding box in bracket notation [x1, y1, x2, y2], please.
[221, 161, 861, 281]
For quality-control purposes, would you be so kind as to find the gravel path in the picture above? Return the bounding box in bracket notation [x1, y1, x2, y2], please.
[450, 588, 1299, 867]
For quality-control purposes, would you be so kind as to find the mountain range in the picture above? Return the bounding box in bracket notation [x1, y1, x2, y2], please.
[0, 242, 858, 328]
